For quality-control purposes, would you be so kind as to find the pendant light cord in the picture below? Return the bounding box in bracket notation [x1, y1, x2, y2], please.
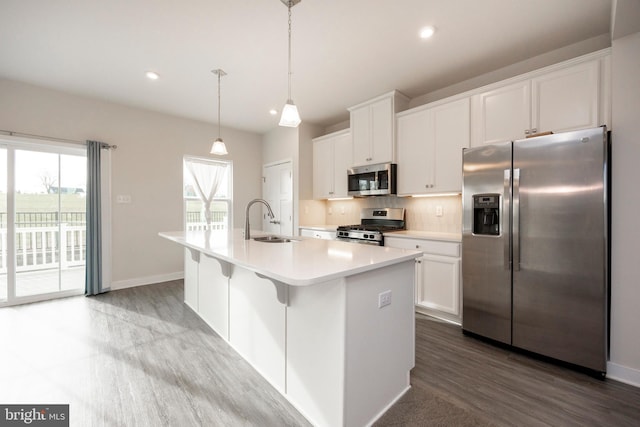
[287, 1, 292, 101]
[217, 71, 221, 138]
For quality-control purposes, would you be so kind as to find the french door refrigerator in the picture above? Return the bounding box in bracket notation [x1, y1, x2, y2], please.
[462, 126, 609, 374]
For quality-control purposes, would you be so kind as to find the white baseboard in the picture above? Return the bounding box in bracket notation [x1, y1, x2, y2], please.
[607, 361, 640, 388]
[108, 271, 184, 291]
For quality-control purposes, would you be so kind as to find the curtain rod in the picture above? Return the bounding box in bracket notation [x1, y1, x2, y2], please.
[0, 129, 117, 149]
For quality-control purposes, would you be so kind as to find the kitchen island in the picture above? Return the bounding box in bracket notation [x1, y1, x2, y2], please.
[159, 229, 420, 427]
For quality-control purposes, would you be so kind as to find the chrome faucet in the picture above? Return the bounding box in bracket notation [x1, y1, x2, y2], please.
[244, 198, 275, 240]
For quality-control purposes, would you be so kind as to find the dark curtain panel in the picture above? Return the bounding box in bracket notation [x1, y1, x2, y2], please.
[85, 140, 105, 295]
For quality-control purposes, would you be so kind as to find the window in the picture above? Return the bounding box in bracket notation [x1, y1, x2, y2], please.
[183, 157, 232, 231]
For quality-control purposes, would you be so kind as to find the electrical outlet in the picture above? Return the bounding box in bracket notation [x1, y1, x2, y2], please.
[116, 195, 132, 204]
[435, 205, 443, 217]
[378, 290, 392, 308]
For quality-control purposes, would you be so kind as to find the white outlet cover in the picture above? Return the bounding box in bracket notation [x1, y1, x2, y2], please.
[378, 290, 392, 308]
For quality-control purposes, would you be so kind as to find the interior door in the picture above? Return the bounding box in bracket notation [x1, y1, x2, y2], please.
[262, 161, 293, 236]
[512, 127, 607, 372]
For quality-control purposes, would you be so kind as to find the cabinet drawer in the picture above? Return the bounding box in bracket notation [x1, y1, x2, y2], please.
[385, 237, 460, 257]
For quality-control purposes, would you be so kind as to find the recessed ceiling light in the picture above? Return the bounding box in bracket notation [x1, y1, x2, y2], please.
[269, 109, 278, 116]
[419, 26, 436, 39]
[145, 71, 160, 80]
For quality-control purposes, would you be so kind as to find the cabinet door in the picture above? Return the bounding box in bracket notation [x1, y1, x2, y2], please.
[299, 228, 316, 238]
[199, 254, 230, 340]
[313, 138, 334, 199]
[351, 106, 371, 166]
[417, 254, 460, 316]
[472, 80, 530, 146]
[184, 248, 199, 311]
[531, 60, 600, 134]
[332, 131, 352, 198]
[370, 96, 394, 164]
[397, 108, 434, 195]
[432, 97, 470, 192]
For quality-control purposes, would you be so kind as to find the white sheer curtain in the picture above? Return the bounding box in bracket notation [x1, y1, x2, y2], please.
[184, 159, 228, 227]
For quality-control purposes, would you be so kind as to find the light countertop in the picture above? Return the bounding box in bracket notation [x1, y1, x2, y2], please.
[160, 229, 421, 287]
[298, 225, 338, 231]
[298, 226, 461, 242]
[384, 230, 462, 242]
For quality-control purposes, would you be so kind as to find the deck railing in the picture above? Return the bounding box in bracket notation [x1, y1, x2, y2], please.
[185, 222, 226, 231]
[0, 225, 86, 273]
[0, 210, 227, 273]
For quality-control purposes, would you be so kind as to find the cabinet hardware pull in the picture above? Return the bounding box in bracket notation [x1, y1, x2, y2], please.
[525, 129, 530, 135]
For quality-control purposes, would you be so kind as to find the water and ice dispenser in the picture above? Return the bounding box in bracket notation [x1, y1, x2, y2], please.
[472, 194, 500, 236]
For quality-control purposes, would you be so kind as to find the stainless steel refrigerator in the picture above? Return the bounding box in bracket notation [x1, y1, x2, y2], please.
[462, 126, 609, 374]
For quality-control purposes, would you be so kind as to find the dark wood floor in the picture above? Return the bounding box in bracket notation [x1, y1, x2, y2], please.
[2, 280, 639, 427]
[377, 315, 640, 427]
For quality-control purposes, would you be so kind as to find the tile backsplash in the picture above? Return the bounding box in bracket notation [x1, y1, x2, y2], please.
[301, 195, 462, 234]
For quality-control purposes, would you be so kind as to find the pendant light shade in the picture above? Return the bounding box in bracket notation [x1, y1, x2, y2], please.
[210, 69, 229, 155]
[279, 0, 301, 128]
[210, 138, 228, 155]
[279, 100, 301, 127]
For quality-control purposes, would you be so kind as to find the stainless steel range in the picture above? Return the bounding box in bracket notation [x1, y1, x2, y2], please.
[336, 208, 405, 246]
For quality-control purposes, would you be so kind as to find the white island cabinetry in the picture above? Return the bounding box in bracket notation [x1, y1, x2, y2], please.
[161, 230, 419, 427]
[386, 233, 462, 324]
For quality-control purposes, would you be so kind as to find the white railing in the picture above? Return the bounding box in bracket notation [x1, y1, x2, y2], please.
[186, 222, 226, 231]
[0, 225, 86, 273]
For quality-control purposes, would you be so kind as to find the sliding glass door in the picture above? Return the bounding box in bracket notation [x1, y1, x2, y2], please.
[0, 139, 86, 306]
[0, 147, 6, 302]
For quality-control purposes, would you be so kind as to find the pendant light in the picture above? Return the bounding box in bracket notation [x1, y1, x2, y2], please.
[278, 0, 301, 128]
[210, 69, 229, 155]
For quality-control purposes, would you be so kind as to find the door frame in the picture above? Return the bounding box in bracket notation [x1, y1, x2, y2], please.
[0, 135, 88, 307]
[262, 159, 293, 236]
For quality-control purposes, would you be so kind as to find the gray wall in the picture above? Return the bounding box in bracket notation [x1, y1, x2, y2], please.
[610, 31, 640, 383]
[0, 78, 263, 288]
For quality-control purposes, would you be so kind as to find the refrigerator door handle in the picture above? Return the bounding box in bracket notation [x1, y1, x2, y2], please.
[513, 168, 521, 271]
[504, 169, 511, 271]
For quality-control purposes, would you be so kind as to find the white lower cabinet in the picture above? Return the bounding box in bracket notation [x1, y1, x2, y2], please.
[299, 227, 336, 240]
[385, 236, 462, 324]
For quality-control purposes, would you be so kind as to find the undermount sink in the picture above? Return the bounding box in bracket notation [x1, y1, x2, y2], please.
[253, 235, 295, 243]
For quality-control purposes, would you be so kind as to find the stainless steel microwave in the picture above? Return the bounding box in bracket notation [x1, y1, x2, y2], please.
[347, 163, 397, 196]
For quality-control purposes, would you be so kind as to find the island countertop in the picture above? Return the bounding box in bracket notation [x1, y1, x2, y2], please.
[159, 229, 421, 287]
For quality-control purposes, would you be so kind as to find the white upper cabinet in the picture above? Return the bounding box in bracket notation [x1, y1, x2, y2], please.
[471, 54, 608, 146]
[531, 60, 600, 135]
[313, 129, 352, 199]
[349, 91, 409, 167]
[472, 80, 530, 146]
[397, 97, 470, 195]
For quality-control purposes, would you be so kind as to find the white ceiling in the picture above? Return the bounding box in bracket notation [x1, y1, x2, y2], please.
[0, 0, 612, 134]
